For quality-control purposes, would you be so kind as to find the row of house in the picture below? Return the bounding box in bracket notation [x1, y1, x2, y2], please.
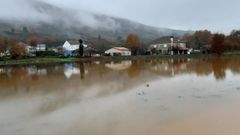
[1, 36, 191, 58]
[25, 44, 47, 56]
[148, 42, 190, 55]
[0, 42, 48, 57]
[0, 40, 131, 57]
[62, 41, 132, 57]
[148, 36, 191, 55]
[62, 38, 191, 57]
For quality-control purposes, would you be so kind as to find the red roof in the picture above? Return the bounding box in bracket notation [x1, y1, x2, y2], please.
[113, 47, 130, 51]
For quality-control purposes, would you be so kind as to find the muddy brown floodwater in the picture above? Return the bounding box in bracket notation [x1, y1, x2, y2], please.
[1, 56, 240, 135]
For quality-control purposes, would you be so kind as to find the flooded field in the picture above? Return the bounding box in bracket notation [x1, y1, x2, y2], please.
[1, 56, 240, 135]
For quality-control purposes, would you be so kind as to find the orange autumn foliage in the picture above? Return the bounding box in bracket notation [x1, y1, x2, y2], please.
[9, 39, 26, 59]
[126, 33, 140, 55]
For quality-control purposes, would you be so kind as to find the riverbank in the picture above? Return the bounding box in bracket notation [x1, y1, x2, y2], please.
[0, 53, 239, 66]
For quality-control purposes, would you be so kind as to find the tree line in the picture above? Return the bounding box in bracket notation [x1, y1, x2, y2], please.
[1, 29, 240, 59]
[126, 30, 240, 56]
[0, 36, 39, 59]
[183, 30, 240, 55]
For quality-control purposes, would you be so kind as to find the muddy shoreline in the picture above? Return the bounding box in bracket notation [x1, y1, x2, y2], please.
[0, 54, 239, 67]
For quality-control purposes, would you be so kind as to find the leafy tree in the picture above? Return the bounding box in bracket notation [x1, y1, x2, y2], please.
[183, 30, 212, 49]
[11, 28, 15, 33]
[0, 37, 9, 58]
[22, 26, 29, 33]
[28, 36, 38, 47]
[126, 33, 140, 55]
[9, 39, 26, 59]
[211, 34, 228, 56]
[227, 30, 240, 50]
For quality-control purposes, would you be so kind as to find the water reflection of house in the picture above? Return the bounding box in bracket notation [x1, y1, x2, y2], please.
[64, 63, 88, 79]
[64, 63, 80, 79]
[105, 61, 132, 71]
[0, 68, 4, 74]
[149, 59, 190, 76]
[27, 67, 48, 76]
[105, 47, 131, 56]
[149, 60, 174, 76]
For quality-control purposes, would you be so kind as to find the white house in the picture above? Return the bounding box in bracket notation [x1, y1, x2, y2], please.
[105, 47, 131, 56]
[36, 44, 47, 51]
[25, 46, 36, 56]
[63, 41, 88, 57]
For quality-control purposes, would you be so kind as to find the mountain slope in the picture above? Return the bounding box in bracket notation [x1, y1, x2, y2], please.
[0, 0, 191, 43]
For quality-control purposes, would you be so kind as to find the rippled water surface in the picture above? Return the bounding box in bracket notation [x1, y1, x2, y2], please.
[1, 56, 240, 135]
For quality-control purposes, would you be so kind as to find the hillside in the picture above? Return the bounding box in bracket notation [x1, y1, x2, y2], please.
[0, 0, 191, 45]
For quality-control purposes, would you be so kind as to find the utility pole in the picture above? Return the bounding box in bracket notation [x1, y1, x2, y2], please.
[170, 36, 174, 55]
[79, 39, 84, 57]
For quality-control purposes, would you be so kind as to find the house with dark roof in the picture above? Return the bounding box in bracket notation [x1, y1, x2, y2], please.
[149, 36, 190, 55]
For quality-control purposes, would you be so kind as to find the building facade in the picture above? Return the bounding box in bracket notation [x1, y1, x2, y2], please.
[62, 41, 88, 57]
[105, 47, 131, 56]
[149, 42, 189, 55]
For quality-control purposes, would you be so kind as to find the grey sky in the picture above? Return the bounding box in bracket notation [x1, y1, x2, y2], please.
[44, 0, 240, 34]
[1, 0, 240, 33]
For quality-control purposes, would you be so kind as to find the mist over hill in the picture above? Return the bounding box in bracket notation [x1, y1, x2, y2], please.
[0, 0, 191, 44]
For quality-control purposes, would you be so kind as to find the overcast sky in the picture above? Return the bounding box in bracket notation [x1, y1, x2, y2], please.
[1, 0, 240, 33]
[42, 0, 240, 34]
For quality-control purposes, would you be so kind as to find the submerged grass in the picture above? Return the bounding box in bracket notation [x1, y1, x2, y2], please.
[0, 53, 240, 66]
[224, 51, 240, 55]
[0, 57, 77, 66]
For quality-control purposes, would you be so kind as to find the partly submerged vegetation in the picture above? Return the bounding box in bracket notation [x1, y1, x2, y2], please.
[0, 57, 76, 66]
[0, 52, 240, 66]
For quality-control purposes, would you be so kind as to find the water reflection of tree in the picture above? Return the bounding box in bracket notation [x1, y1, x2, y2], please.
[0, 67, 28, 90]
[127, 61, 143, 78]
[79, 62, 85, 80]
[228, 57, 240, 74]
[188, 58, 212, 76]
[149, 59, 174, 76]
[1, 57, 240, 92]
[0, 65, 66, 92]
[211, 58, 228, 80]
[147, 57, 239, 81]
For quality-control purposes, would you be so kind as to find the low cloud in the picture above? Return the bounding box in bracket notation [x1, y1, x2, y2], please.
[1, 0, 239, 33]
[0, 0, 122, 31]
[0, 0, 51, 22]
